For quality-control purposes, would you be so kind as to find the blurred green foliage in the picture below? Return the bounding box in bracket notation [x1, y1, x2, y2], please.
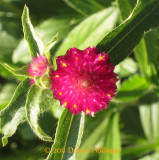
[0, 0, 159, 160]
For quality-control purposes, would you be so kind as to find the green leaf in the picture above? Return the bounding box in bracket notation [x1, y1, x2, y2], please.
[56, 7, 119, 57]
[134, 31, 158, 75]
[0, 78, 30, 146]
[0, 31, 19, 63]
[38, 89, 60, 113]
[76, 111, 112, 160]
[122, 142, 159, 160]
[64, 0, 104, 16]
[97, 0, 159, 65]
[139, 153, 159, 160]
[22, 5, 44, 57]
[118, 0, 148, 75]
[26, 84, 53, 142]
[51, 100, 64, 119]
[0, 64, 25, 81]
[43, 33, 58, 61]
[46, 109, 85, 160]
[2, 138, 8, 147]
[0, 83, 17, 111]
[100, 112, 121, 160]
[115, 57, 138, 78]
[46, 109, 73, 160]
[134, 38, 149, 75]
[63, 112, 85, 160]
[95, 0, 114, 8]
[118, 0, 159, 75]
[0, 63, 29, 77]
[116, 75, 149, 102]
[139, 94, 159, 142]
[120, 106, 146, 144]
[118, 0, 147, 75]
[118, 0, 137, 20]
[144, 30, 159, 65]
[13, 17, 73, 64]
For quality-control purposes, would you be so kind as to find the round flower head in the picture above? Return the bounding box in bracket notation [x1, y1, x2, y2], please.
[27, 54, 48, 77]
[51, 47, 118, 116]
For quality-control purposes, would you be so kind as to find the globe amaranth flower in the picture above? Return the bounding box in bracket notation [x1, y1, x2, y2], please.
[27, 54, 50, 85]
[50, 47, 118, 116]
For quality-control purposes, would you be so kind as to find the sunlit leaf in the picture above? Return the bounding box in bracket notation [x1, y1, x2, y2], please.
[0, 63, 29, 77]
[46, 109, 85, 160]
[97, 0, 159, 65]
[139, 94, 159, 142]
[77, 111, 112, 160]
[56, 7, 119, 57]
[22, 5, 44, 57]
[0, 83, 17, 111]
[118, 0, 159, 75]
[134, 31, 158, 75]
[100, 112, 121, 160]
[13, 17, 73, 63]
[26, 84, 53, 142]
[0, 31, 19, 63]
[116, 75, 149, 102]
[115, 57, 138, 78]
[0, 78, 30, 146]
[43, 33, 58, 61]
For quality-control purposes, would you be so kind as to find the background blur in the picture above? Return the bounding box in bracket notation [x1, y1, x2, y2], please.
[0, 0, 159, 160]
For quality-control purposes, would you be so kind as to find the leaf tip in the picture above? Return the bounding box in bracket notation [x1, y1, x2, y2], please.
[2, 137, 8, 147]
[22, 4, 29, 20]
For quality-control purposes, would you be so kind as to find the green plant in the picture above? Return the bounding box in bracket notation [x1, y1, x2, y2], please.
[0, 0, 159, 160]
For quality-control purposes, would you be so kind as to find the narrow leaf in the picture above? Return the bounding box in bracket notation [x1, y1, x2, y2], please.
[0, 64, 25, 82]
[0, 78, 30, 146]
[26, 84, 53, 142]
[22, 5, 44, 57]
[46, 109, 85, 160]
[122, 142, 158, 160]
[0, 63, 29, 77]
[134, 39, 148, 75]
[13, 17, 74, 64]
[100, 112, 121, 160]
[76, 111, 112, 160]
[144, 30, 159, 64]
[43, 33, 58, 61]
[97, 0, 159, 65]
[56, 7, 119, 56]
[134, 30, 158, 75]
[139, 94, 159, 142]
[46, 109, 73, 160]
[63, 112, 85, 160]
[118, 0, 159, 75]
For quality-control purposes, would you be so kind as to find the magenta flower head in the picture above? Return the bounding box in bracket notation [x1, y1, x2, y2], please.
[27, 53, 53, 86]
[51, 47, 118, 116]
[27, 54, 48, 77]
